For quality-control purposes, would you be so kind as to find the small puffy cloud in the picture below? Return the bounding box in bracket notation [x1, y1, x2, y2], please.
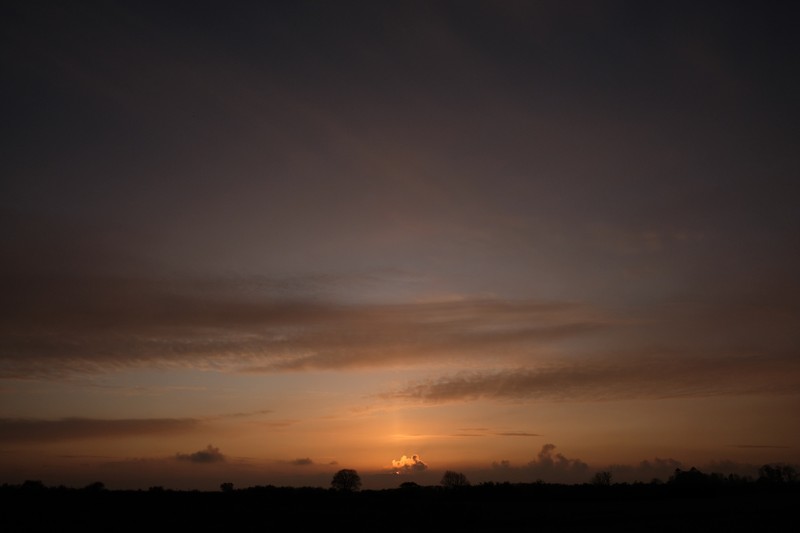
[289, 457, 313, 466]
[392, 454, 428, 473]
[176, 445, 225, 464]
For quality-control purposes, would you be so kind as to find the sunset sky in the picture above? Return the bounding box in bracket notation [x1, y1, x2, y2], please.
[2, 1, 799, 490]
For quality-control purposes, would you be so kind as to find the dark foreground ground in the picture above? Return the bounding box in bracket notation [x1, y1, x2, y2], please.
[2, 482, 798, 532]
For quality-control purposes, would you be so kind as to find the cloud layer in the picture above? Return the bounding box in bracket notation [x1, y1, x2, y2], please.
[0, 263, 606, 378]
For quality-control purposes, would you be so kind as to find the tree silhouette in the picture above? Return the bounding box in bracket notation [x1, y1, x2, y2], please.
[591, 471, 612, 486]
[220, 482, 234, 493]
[440, 470, 470, 488]
[83, 481, 106, 492]
[331, 469, 362, 491]
[758, 464, 798, 484]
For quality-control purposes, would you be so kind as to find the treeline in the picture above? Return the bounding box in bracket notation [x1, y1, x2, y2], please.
[2, 463, 798, 496]
[1, 466, 798, 533]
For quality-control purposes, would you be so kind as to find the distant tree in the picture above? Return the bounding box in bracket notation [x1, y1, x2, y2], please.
[83, 481, 106, 492]
[669, 467, 709, 486]
[399, 481, 420, 490]
[20, 480, 46, 492]
[758, 464, 798, 484]
[331, 469, 362, 492]
[591, 471, 612, 487]
[220, 482, 234, 493]
[440, 470, 470, 488]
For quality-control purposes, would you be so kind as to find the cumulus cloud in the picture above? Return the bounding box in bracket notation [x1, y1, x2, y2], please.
[392, 454, 428, 473]
[527, 444, 589, 479]
[176, 445, 225, 464]
[487, 444, 589, 484]
[0, 417, 200, 443]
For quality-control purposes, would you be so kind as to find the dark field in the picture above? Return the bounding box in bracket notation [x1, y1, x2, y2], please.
[2, 482, 797, 532]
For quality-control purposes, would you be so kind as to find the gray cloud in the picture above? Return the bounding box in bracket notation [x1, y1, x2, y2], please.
[176, 445, 225, 464]
[289, 457, 313, 466]
[0, 417, 200, 443]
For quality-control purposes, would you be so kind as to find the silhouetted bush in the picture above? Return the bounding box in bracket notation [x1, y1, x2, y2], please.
[758, 464, 798, 484]
[440, 470, 470, 488]
[331, 468, 362, 491]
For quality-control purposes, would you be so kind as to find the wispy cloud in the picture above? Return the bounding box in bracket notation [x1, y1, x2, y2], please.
[0, 263, 605, 378]
[728, 444, 791, 449]
[383, 355, 800, 403]
[0, 417, 200, 443]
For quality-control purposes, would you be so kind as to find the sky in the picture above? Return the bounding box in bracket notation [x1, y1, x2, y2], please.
[1, 0, 799, 490]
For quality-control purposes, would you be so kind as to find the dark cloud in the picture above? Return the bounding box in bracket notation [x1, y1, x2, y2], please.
[176, 445, 225, 464]
[289, 458, 313, 466]
[0, 417, 200, 443]
[496, 432, 542, 437]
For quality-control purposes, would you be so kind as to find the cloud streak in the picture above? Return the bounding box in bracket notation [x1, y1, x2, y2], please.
[384, 355, 800, 403]
[0, 263, 605, 378]
[0, 417, 200, 443]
